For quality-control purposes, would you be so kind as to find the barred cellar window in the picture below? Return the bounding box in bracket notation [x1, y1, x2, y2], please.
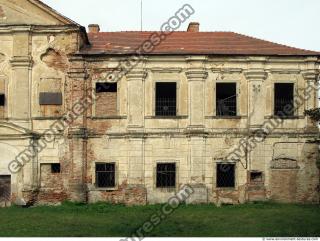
[216, 83, 237, 116]
[156, 163, 176, 188]
[274, 83, 294, 117]
[217, 163, 235, 188]
[155, 82, 177, 116]
[95, 163, 116, 188]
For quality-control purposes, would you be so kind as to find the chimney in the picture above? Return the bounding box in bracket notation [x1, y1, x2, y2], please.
[187, 22, 200, 32]
[88, 24, 100, 33]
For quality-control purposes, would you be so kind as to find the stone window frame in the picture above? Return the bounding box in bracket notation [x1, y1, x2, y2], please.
[213, 79, 241, 118]
[153, 160, 179, 192]
[0, 76, 8, 119]
[152, 79, 181, 118]
[272, 80, 298, 118]
[93, 161, 119, 191]
[213, 160, 238, 190]
[92, 79, 120, 118]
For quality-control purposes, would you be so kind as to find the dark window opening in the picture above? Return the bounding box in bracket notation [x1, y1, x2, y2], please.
[156, 163, 176, 188]
[250, 171, 263, 183]
[216, 83, 237, 116]
[156, 83, 177, 116]
[51, 164, 61, 173]
[274, 83, 294, 117]
[96, 83, 117, 93]
[39, 92, 62, 105]
[0, 175, 11, 202]
[96, 163, 116, 188]
[217, 163, 235, 188]
[0, 94, 5, 106]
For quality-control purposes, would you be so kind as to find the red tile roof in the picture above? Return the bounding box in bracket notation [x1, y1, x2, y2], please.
[80, 31, 320, 56]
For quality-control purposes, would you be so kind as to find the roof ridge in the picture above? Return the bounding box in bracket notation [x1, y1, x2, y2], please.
[231, 32, 320, 54]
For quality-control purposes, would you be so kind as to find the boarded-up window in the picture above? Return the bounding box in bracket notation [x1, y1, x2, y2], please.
[217, 163, 235, 188]
[96, 163, 116, 188]
[39, 78, 63, 117]
[40, 164, 63, 189]
[156, 163, 176, 188]
[95, 83, 117, 116]
[0, 175, 10, 202]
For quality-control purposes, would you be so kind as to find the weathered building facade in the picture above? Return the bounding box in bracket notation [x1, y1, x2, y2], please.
[0, 0, 319, 207]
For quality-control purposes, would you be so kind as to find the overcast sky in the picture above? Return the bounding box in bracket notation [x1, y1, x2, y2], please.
[42, 0, 320, 51]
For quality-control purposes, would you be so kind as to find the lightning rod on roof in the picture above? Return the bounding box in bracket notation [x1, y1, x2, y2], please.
[140, 0, 143, 31]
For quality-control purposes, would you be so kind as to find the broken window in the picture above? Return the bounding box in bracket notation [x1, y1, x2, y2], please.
[274, 83, 294, 117]
[95, 82, 118, 116]
[217, 163, 235, 188]
[0, 175, 10, 202]
[156, 83, 177, 116]
[156, 163, 176, 188]
[216, 83, 237, 116]
[51, 163, 61, 174]
[250, 171, 263, 183]
[96, 163, 116, 188]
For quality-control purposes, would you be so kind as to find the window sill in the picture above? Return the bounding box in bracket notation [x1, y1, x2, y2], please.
[206, 116, 242, 119]
[91, 116, 127, 120]
[146, 115, 188, 119]
[265, 115, 304, 120]
[156, 187, 176, 192]
[32, 117, 63, 120]
[93, 187, 118, 191]
[215, 187, 236, 190]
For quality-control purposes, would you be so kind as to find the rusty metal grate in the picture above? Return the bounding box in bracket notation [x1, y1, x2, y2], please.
[96, 163, 116, 188]
[156, 163, 176, 188]
[217, 164, 235, 188]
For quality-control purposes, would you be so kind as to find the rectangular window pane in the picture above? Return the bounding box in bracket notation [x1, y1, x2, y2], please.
[274, 83, 294, 117]
[156, 83, 177, 116]
[156, 163, 176, 188]
[96, 163, 116, 188]
[217, 164, 235, 188]
[216, 83, 237, 116]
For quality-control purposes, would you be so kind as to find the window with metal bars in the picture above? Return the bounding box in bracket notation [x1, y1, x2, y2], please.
[217, 163, 235, 188]
[155, 82, 177, 116]
[51, 164, 61, 173]
[96, 163, 116, 188]
[274, 83, 294, 117]
[216, 83, 237, 116]
[156, 163, 176, 188]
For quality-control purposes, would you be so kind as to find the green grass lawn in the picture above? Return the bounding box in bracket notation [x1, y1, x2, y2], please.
[0, 202, 319, 237]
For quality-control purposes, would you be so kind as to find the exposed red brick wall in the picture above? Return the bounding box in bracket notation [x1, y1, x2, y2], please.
[96, 92, 117, 116]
